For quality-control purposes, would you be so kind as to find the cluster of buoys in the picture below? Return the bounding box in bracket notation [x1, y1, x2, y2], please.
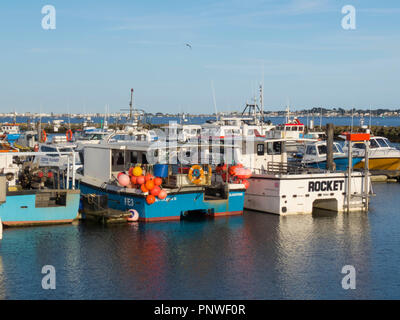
[216, 163, 252, 189]
[117, 166, 167, 205]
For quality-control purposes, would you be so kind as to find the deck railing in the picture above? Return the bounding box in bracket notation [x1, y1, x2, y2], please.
[252, 162, 325, 175]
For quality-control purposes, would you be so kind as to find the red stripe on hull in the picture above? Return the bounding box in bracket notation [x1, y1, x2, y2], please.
[138, 216, 181, 222]
[138, 211, 243, 222]
[213, 210, 243, 217]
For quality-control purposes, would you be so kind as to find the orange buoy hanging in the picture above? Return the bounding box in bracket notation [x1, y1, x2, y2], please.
[146, 194, 156, 205]
[66, 129, 73, 142]
[41, 130, 47, 143]
[145, 179, 155, 191]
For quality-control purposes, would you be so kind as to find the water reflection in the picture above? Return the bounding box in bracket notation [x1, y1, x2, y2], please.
[1, 183, 400, 300]
[275, 210, 371, 299]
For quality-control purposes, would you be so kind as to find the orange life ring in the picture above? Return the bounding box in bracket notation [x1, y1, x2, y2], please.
[188, 165, 204, 184]
[66, 129, 73, 142]
[41, 130, 47, 143]
[188, 165, 212, 184]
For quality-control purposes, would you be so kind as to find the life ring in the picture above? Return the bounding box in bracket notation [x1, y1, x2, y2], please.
[188, 165, 205, 184]
[127, 209, 139, 222]
[66, 129, 73, 142]
[188, 165, 212, 184]
[41, 130, 47, 143]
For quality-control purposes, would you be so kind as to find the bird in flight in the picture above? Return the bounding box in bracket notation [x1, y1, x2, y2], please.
[185, 43, 192, 49]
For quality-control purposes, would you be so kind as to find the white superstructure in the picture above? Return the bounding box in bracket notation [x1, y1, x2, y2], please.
[238, 136, 371, 215]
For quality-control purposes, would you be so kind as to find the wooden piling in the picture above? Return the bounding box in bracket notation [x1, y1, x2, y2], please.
[326, 123, 334, 172]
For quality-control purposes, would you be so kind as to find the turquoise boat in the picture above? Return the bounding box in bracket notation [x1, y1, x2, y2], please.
[0, 151, 80, 227]
[0, 189, 80, 227]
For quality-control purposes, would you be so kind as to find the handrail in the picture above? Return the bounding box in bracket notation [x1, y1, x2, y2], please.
[252, 162, 325, 175]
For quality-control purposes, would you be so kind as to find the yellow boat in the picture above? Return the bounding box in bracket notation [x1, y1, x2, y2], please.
[349, 136, 400, 171]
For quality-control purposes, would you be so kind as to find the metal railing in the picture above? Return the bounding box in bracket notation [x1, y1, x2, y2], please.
[252, 162, 325, 175]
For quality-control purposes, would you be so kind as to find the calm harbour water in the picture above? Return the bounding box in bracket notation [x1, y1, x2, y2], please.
[1, 182, 400, 300]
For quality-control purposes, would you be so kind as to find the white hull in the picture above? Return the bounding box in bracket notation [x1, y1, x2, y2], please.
[245, 172, 370, 215]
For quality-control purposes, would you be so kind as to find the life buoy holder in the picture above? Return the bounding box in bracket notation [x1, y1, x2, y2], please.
[41, 130, 47, 143]
[188, 165, 204, 184]
[188, 165, 212, 185]
[66, 129, 73, 142]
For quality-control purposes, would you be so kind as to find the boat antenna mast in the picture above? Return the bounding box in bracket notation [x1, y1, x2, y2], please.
[129, 88, 134, 120]
[211, 80, 218, 121]
[259, 83, 264, 124]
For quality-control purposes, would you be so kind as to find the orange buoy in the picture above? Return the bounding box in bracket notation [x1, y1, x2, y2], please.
[154, 177, 162, 186]
[136, 175, 145, 185]
[130, 175, 137, 184]
[242, 179, 250, 189]
[66, 129, 73, 142]
[145, 179, 155, 191]
[145, 173, 154, 182]
[146, 194, 156, 205]
[128, 167, 135, 176]
[158, 189, 167, 200]
[150, 186, 161, 197]
[141, 184, 148, 193]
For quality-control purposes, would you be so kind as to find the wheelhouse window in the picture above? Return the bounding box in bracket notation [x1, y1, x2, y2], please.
[267, 142, 282, 155]
[317, 145, 327, 155]
[353, 142, 366, 150]
[376, 138, 389, 148]
[370, 139, 379, 148]
[130, 151, 138, 164]
[334, 143, 343, 153]
[257, 144, 265, 156]
[306, 146, 316, 155]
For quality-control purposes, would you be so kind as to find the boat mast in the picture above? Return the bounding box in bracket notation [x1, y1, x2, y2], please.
[259, 84, 264, 124]
[129, 88, 134, 121]
[211, 80, 218, 122]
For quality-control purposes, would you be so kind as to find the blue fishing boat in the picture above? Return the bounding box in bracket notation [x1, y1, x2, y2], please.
[301, 141, 362, 170]
[0, 151, 80, 227]
[76, 142, 246, 222]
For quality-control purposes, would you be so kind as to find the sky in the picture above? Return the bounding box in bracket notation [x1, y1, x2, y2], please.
[0, 0, 399, 114]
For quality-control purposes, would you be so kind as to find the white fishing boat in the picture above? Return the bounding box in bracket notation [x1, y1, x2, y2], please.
[235, 133, 372, 215]
[34, 141, 82, 171]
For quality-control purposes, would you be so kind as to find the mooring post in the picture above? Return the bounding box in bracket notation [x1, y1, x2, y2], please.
[364, 139, 370, 211]
[347, 141, 353, 213]
[0, 217, 3, 240]
[326, 123, 334, 172]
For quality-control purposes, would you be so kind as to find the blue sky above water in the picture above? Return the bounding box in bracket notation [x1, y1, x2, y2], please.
[0, 0, 399, 113]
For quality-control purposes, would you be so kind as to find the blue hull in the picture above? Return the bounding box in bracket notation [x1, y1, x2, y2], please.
[5, 133, 21, 142]
[0, 190, 80, 226]
[307, 157, 363, 171]
[79, 182, 245, 222]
